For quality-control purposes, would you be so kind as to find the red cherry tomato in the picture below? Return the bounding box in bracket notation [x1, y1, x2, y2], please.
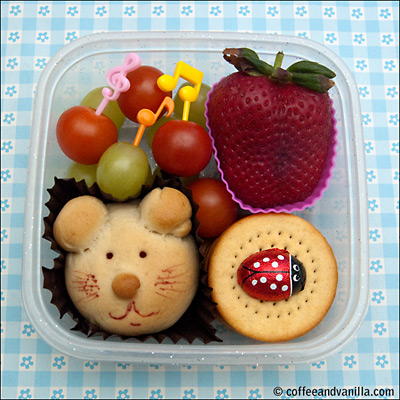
[152, 120, 212, 177]
[188, 178, 238, 238]
[117, 66, 172, 123]
[56, 105, 118, 165]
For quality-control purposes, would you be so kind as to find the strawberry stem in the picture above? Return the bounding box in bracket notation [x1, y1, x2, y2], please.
[273, 52, 284, 69]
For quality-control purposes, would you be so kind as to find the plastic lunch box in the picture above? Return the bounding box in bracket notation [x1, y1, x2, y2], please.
[22, 31, 369, 365]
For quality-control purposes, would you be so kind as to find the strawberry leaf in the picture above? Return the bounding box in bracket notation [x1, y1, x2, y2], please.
[232, 48, 260, 60]
[291, 72, 335, 93]
[287, 61, 336, 78]
[223, 48, 274, 76]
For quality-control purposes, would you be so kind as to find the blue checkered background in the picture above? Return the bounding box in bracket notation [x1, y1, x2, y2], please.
[1, 1, 399, 399]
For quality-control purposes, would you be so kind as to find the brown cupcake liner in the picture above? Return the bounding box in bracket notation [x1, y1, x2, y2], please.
[42, 175, 222, 344]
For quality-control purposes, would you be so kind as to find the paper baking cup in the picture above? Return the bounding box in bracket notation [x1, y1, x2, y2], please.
[42, 176, 221, 344]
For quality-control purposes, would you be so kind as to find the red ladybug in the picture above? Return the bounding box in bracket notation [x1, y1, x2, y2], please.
[237, 248, 306, 301]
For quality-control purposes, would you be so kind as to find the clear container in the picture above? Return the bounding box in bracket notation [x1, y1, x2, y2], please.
[22, 31, 369, 365]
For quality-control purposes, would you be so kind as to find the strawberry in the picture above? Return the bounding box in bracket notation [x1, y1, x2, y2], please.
[206, 48, 337, 210]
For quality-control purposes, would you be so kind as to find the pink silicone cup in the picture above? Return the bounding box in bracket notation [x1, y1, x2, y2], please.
[205, 79, 338, 214]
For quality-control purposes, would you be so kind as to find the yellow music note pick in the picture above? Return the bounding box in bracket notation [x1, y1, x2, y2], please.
[157, 61, 204, 121]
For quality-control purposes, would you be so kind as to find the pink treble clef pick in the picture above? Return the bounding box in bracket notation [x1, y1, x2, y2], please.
[95, 53, 141, 116]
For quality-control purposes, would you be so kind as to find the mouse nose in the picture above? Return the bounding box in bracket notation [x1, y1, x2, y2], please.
[112, 273, 140, 299]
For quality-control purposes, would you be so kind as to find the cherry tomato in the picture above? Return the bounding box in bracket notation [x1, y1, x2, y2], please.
[187, 178, 238, 238]
[152, 120, 212, 177]
[56, 105, 118, 165]
[80, 86, 126, 130]
[117, 66, 172, 123]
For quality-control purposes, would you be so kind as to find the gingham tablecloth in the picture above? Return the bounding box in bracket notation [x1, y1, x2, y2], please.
[1, 1, 399, 399]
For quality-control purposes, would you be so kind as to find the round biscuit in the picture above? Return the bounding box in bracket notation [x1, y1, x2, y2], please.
[207, 213, 338, 342]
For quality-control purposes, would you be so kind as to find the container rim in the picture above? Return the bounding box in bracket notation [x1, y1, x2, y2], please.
[22, 31, 369, 365]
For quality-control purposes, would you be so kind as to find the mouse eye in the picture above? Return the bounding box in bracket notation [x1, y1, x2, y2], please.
[106, 252, 113, 259]
[139, 251, 147, 258]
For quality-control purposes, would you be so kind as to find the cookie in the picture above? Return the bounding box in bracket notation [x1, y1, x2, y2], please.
[206, 213, 338, 342]
[53, 187, 200, 337]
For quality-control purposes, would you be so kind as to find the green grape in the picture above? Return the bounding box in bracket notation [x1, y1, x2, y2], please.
[144, 166, 156, 186]
[172, 83, 211, 129]
[96, 142, 149, 200]
[145, 115, 178, 148]
[80, 87, 126, 130]
[67, 162, 97, 187]
[144, 168, 153, 186]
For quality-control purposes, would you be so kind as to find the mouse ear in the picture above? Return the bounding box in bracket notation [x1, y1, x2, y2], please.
[53, 196, 108, 252]
[139, 187, 192, 237]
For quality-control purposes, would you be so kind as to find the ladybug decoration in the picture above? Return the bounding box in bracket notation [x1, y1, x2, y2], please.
[237, 248, 306, 302]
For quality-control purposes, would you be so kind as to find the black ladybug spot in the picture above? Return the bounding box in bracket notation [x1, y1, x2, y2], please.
[106, 252, 113, 259]
[140, 251, 147, 258]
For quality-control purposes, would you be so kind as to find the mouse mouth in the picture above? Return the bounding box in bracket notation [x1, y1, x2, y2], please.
[109, 301, 159, 325]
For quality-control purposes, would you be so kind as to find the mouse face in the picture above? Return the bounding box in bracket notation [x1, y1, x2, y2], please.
[53, 188, 199, 336]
